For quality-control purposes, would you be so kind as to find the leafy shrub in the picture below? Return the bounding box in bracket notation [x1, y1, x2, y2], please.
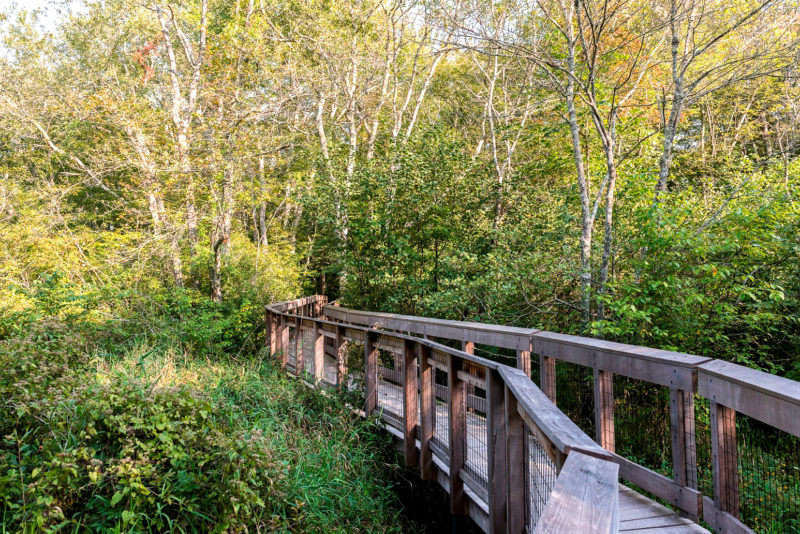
[0, 310, 408, 532]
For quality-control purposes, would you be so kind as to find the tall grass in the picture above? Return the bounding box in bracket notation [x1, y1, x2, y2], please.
[0, 314, 413, 533]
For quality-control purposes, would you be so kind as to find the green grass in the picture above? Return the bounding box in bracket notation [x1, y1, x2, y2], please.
[0, 318, 412, 533]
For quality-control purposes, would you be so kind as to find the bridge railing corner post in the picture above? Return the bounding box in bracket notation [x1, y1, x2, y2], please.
[447, 354, 467, 516]
[419, 343, 435, 480]
[364, 331, 378, 415]
[402, 339, 419, 467]
[504, 384, 526, 533]
[487, 368, 508, 534]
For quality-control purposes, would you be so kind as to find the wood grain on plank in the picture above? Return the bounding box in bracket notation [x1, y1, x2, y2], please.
[533, 452, 619, 534]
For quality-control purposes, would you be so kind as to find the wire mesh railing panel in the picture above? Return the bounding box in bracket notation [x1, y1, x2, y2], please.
[297, 327, 309, 378]
[464, 384, 488, 484]
[736, 415, 800, 532]
[694, 396, 714, 499]
[525, 428, 558, 531]
[287, 324, 297, 368]
[615, 377, 672, 477]
[555, 360, 595, 438]
[341, 338, 365, 403]
[376, 343, 403, 423]
[433, 367, 450, 452]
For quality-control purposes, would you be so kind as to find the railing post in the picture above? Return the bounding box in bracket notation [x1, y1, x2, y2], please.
[670, 388, 699, 520]
[594, 369, 615, 452]
[402, 339, 419, 467]
[364, 332, 378, 415]
[280, 315, 289, 369]
[267, 311, 276, 355]
[516, 341, 531, 377]
[419, 343, 435, 480]
[336, 325, 348, 392]
[294, 317, 303, 377]
[265, 309, 272, 351]
[540, 355, 557, 403]
[487, 368, 508, 534]
[711, 401, 739, 517]
[448, 354, 467, 515]
[505, 385, 526, 533]
[313, 321, 324, 383]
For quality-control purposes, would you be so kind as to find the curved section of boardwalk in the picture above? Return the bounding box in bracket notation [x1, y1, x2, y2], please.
[267, 296, 800, 534]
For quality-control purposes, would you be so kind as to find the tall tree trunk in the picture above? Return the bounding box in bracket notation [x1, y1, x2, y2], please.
[211, 167, 233, 302]
[597, 136, 618, 322]
[565, 30, 593, 327]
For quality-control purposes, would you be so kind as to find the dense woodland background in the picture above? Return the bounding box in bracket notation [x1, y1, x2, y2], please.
[1, 0, 800, 530]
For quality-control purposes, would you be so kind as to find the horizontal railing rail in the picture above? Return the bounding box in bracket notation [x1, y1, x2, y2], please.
[322, 301, 798, 533]
[265, 297, 621, 533]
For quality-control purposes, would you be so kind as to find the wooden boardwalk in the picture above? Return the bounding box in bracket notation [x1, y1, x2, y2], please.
[268, 295, 800, 534]
[288, 341, 707, 534]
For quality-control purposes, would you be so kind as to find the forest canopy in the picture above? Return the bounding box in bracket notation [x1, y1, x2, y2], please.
[2, 0, 800, 531]
[1, 0, 799, 376]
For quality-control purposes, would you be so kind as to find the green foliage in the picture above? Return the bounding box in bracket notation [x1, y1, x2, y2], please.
[0, 303, 408, 533]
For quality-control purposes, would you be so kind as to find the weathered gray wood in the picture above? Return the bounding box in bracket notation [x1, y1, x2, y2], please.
[365, 332, 378, 415]
[419, 343, 435, 480]
[266, 298, 728, 534]
[594, 369, 615, 452]
[698, 359, 800, 437]
[449, 354, 467, 515]
[500, 366, 609, 458]
[505, 385, 526, 534]
[532, 331, 710, 390]
[294, 317, 303, 377]
[457, 369, 486, 389]
[710, 401, 739, 517]
[618, 485, 708, 533]
[541, 355, 557, 403]
[266, 310, 272, 350]
[486, 368, 507, 534]
[518, 407, 566, 471]
[313, 321, 324, 383]
[670, 388, 698, 514]
[335, 325, 347, 392]
[403, 339, 419, 467]
[534, 452, 619, 534]
[517, 348, 532, 376]
[460, 468, 489, 508]
[267, 310, 278, 356]
[324, 304, 536, 351]
[604, 452, 702, 519]
[701, 497, 754, 534]
[280, 315, 289, 368]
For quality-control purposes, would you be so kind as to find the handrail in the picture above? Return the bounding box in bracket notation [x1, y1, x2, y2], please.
[270, 296, 800, 534]
[265, 296, 621, 533]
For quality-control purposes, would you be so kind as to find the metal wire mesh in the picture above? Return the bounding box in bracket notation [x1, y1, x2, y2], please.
[694, 396, 714, 499]
[525, 428, 558, 531]
[614, 376, 672, 476]
[433, 366, 449, 451]
[296, 326, 308, 378]
[555, 360, 595, 438]
[341, 338, 365, 404]
[464, 384, 488, 484]
[376, 345, 403, 423]
[287, 323, 298, 369]
[737, 415, 800, 532]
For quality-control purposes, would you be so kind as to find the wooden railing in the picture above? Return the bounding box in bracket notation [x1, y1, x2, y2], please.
[267, 297, 800, 534]
[266, 296, 620, 533]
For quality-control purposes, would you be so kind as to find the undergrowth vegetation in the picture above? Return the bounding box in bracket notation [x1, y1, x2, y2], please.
[0, 283, 410, 533]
